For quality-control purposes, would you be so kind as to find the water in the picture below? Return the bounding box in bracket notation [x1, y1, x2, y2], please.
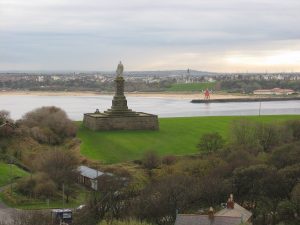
[0, 95, 299, 120]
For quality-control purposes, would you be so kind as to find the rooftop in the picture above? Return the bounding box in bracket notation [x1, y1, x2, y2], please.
[215, 203, 252, 222]
[175, 214, 242, 225]
[78, 165, 104, 179]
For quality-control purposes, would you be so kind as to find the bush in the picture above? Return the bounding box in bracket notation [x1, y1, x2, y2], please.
[142, 151, 160, 170]
[277, 200, 295, 221]
[16, 172, 57, 198]
[286, 120, 300, 140]
[33, 179, 56, 198]
[198, 132, 224, 153]
[0, 110, 10, 124]
[162, 155, 177, 165]
[20, 106, 77, 144]
[34, 149, 79, 186]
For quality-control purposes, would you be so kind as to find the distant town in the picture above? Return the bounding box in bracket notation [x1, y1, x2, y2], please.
[0, 70, 300, 93]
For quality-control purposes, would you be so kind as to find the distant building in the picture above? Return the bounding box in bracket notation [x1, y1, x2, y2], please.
[174, 194, 252, 225]
[253, 88, 295, 95]
[78, 165, 105, 190]
[0, 121, 15, 135]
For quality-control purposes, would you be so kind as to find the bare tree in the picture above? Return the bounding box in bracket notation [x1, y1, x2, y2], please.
[19, 106, 77, 144]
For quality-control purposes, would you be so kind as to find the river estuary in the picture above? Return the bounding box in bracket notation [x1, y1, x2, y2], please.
[0, 95, 299, 120]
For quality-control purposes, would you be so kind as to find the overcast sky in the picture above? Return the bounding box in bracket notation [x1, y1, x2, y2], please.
[1, 0, 300, 72]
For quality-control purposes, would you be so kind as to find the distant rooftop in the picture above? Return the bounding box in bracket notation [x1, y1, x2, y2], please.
[215, 203, 252, 222]
[175, 214, 242, 225]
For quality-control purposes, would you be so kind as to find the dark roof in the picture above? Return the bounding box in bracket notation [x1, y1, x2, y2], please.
[174, 214, 242, 225]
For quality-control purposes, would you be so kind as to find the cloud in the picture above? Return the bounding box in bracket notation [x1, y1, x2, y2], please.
[0, 0, 300, 71]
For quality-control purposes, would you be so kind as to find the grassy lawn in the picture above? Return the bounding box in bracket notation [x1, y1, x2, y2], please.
[167, 82, 216, 92]
[0, 163, 29, 187]
[77, 115, 300, 164]
[0, 185, 88, 210]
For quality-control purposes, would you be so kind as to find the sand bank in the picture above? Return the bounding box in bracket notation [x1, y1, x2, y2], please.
[0, 90, 251, 100]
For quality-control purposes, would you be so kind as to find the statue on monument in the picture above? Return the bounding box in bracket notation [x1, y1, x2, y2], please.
[116, 61, 124, 76]
[83, 61, 159, 131]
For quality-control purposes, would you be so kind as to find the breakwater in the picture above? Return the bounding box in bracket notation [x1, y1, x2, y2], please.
[191, 97, 300, 103]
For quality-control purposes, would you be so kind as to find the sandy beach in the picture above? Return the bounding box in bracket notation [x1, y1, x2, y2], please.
[0, 90, 251, 100]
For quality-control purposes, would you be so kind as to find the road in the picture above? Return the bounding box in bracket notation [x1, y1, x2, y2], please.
[0, 186, 16, 224]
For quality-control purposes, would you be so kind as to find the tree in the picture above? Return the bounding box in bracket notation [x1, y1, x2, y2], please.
[134, 175, 197, 225]
[81, 173, 133, 225]
[277, 200, 295, 222]
[34, 149, 80, 202]
[197, 132, 224, 153]
[230, 120, 262, 155]
[278, 164, 300, 192]
[142, 151, 161, 170]
[0, 110, 14, 138]
[0, 110, 10, 124]
[20, 106, 77, 144]
[17, 172, 56, 198]
[199, 176, 232, 206]
[286, 120, 300, 141]
[233, 164, 274, 202]
[270, 141, 300, 168]
[291, 183, 300, 216]
[256, 122, 281, 152]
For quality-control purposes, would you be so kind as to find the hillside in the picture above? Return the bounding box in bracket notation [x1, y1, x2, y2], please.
[77, 115, 300, 163]
[0, 163, 28, 187]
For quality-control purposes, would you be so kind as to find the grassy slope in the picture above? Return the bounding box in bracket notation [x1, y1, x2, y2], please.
[0, 163, 29, 187]
[167, 82, 216, 92]
[78, 115, 300, 164]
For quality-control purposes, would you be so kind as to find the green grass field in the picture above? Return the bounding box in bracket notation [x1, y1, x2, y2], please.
[77, 115, 300, 164]
[0, 163, 29, 187]
[167, 82, 216, 92]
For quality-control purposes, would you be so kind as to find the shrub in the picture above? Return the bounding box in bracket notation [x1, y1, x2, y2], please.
[16, 172, 57, 198]
[20, 106, 77, 144]
[33, 179, 56, 198]
[142, 151, 160, 170]
[198, 132, 224, 153]
[286, 120, 300, 140]
[162, 155, 177, 165]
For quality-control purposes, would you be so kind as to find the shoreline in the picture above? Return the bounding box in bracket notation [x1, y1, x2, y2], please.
[0, 90, 252, 100]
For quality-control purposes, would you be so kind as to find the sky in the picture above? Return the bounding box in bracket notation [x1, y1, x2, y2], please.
[1, 0, 300, 72]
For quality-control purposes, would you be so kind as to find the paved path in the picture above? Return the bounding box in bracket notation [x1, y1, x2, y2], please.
[0, 186, 16, 224]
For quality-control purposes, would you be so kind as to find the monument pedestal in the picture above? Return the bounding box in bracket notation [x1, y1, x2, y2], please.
[83, 112, 159, 131]
[83, 62, 159, 131]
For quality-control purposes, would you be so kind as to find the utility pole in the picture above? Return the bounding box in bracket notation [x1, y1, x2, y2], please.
[62, 182, 65, 209]
[10, 156, 13, 195]
[259, 98, 262, 117]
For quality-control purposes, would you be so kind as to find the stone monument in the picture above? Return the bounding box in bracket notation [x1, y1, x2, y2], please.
[83, 62, 159, 131]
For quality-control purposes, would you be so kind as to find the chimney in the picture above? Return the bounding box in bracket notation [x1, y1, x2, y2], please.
[227, 194, 234, 209]
[208, 207, 214, 220]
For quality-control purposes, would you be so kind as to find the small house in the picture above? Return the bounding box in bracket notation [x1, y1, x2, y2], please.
[78, 165, 104, 190]
[174, 194, 252, 225]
